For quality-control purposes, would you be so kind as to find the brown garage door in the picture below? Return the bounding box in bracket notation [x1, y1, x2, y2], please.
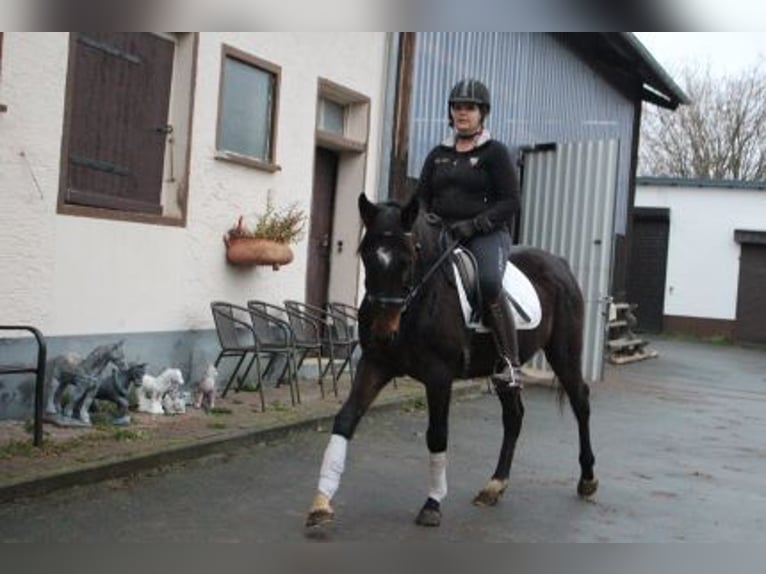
[735, 238, 766, 344]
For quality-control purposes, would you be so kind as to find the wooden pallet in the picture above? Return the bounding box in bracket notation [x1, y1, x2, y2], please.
[609, 348, 659, 365]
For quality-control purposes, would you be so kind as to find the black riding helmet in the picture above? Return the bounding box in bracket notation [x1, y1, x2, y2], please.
[448, 79, 491, 126]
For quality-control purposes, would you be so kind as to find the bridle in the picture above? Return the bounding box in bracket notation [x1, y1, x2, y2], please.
[365, 227, 459, 314]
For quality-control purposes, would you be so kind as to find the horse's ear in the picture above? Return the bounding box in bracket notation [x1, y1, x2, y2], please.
[358, 193, 378, 228]
[401, 195, 420, 232]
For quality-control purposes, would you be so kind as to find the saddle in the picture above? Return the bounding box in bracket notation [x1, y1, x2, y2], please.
[451, 247, 542, 332]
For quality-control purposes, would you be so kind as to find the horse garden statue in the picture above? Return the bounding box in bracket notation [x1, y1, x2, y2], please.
[93, 362, 148, 425]
[306, 193, 597, 530]
[44, 341, 127, 426]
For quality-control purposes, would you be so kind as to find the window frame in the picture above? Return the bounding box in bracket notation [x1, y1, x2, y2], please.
[315, 78, 370, 153]
[215, 44, 282, 173]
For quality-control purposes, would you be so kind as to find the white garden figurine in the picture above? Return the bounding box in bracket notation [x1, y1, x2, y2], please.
[192, 364, 218, 412]
[137, 368, 185, 415]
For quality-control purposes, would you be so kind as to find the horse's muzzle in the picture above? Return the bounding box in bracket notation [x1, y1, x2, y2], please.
[370, 307, 402, 342]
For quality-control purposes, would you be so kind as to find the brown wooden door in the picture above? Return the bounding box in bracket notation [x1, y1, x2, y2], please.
[306, 147, 339, 309]
[628, 208, 670, 333]
[735, 243, 766, 344]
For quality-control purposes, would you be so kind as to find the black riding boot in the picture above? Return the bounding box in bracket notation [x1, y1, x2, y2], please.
[485, 297, 521, 387]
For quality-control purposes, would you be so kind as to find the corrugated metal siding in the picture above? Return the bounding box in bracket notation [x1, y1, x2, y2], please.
[408, 32, 635, 234]
[521, 140, 619, 383]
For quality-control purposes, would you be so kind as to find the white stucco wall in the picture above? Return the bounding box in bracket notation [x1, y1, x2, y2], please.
[0, 32, 389, 336]
[635, 183, 766, 320]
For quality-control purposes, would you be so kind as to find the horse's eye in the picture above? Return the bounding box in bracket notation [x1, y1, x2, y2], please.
[415, 242, 422, 252]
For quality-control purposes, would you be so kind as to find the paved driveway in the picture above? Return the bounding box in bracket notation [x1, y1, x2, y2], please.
[0, 336, 764, 541]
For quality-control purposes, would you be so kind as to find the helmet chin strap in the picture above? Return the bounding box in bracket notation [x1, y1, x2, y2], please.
[455, 127, 482, 140]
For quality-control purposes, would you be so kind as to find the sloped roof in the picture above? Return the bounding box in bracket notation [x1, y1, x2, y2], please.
[553, 33, 690, 110]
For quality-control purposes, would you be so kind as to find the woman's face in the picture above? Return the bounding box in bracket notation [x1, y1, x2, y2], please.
[450, 102, 482, 135]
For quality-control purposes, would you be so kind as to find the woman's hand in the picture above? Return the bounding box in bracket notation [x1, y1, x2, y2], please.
[450, 219, 478, 241]
[450, 215, 493, 241]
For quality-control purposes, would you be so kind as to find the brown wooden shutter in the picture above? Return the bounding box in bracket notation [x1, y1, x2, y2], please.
[65, 33, 174, 214]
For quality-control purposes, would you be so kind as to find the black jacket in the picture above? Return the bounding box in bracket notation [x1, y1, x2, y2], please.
[416, 138, 520, 230]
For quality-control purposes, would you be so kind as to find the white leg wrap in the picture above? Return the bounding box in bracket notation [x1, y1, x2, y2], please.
[318, 434, 348, 500]
[428, 451, 448, 502]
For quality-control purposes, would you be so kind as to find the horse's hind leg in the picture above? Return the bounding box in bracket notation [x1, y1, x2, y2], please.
[474, 382, 524, 507]
[544, 328, 598, 497]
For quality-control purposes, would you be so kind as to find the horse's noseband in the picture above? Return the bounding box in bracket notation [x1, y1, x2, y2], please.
[366, 293, 410, 309]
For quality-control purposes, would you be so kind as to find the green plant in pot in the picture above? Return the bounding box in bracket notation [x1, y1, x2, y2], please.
[224, 200, 307, 270]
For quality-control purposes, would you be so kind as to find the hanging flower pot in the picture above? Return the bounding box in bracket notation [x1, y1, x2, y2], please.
[224, 236, 294, 270]
[223, 201, 306, 271]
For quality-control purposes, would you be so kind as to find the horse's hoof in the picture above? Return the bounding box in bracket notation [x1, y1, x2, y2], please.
[473, 479, 508, 507]
[306, 492, 334, 530]
[415, 499, 442, 527]
[577, 478, 599, 498]
[305, 508, 335, 530]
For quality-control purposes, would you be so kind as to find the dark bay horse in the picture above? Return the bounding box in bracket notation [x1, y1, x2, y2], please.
[306, 193, 597, 530]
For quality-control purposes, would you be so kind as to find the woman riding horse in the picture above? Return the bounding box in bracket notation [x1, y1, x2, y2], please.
[417, 78, 522, 389]
[306, 193, 598, 531]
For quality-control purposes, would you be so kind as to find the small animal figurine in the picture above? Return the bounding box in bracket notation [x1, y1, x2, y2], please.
[94, 362, 147, 425]
[192, 364, 219, 412]
[137, 368, 184, 415]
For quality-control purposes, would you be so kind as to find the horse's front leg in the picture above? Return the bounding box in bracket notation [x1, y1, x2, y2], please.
[306, 357, 392, 530]
[415, 379, 452, 527]
[474, 382, 524, 507]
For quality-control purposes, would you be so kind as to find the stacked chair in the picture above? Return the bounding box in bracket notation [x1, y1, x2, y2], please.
[210, 301, 298, 411]
[210, 299, 359, 409]
[283, 300, 359, 398]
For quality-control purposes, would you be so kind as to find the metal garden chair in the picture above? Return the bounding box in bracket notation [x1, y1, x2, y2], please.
[282, 300, 327, 399]
[246, 300, 300, 405]
[210, 301, 295, 411]
[284, 300, 358, 397]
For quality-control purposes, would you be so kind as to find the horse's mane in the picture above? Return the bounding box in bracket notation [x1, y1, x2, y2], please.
[411, 211, 450, 280]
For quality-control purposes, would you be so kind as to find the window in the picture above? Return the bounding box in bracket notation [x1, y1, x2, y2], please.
[58, 33, 197, 225]
[216, 45, 281, 171]
[318, 98, 345, 134]
[315, 78, 370, 153]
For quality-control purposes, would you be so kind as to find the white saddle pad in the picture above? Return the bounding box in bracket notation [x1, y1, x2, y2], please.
[453, 260, 542, 331]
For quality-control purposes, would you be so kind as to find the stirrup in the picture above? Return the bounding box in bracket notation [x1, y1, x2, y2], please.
[491, 358, 522, 389]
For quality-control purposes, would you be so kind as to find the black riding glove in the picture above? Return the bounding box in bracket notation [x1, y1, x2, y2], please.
[473, 214, 493, 234]
[450, 219, 478, 241]
[450, 215, 494, 241]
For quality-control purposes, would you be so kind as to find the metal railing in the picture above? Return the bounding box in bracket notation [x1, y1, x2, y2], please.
[0, 326, 47, 446]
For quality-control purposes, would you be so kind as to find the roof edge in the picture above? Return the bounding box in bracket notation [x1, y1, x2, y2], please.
[637, 176, 766, 190]
[619, 33, 690, 108]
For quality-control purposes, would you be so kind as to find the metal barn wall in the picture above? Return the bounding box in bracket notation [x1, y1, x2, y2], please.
[407, 32, 635, 234]
[521, 140, 619, 383]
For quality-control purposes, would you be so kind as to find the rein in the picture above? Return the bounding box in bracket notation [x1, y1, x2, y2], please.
[401, 236, 459, 312]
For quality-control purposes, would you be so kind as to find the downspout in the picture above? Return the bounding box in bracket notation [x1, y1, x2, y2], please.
[376, 32, 400, 202]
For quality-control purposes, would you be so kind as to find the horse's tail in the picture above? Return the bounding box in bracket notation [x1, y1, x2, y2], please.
[549, 254, 588, 411]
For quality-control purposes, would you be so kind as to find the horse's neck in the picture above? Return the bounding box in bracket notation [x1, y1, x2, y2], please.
[413, 220, 451, 283]
[82, 348, 115, 372]
[158, 369, 178, 385]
